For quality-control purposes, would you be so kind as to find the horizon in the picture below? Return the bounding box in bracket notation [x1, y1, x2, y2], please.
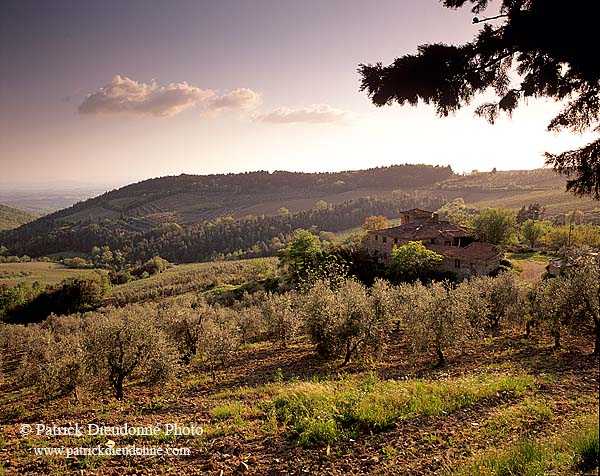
[0, 163, 560, 192]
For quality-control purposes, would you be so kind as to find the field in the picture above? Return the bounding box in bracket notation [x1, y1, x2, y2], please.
[0, 262, 98, 287]
[468, 189, 600, 220]
[0, 257, 598, 475]
[1, 326, 597, 475]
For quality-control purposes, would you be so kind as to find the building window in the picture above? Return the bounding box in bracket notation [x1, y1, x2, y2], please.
[374, 234, 378, 241]
[394, 238, 398, 244]
[455, 259, 461, 269]
[374, 249, 378, 255]
[382, 236, 387, 244]
[430, 238, 435, 244]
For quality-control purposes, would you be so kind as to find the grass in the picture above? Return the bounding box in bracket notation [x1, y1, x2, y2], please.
[481, 397, 553, 438]
[0, 262, 98, 286]
[505, 251, 556, 262]
[210, 402, 247, 422]
[571, 419, 600, 472]
[272, 373, 534, 447]
[451, 416, 599, 475]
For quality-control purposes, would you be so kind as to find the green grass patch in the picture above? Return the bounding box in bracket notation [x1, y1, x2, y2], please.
[454, 438, 546, 476]
[451, 415, 599, 475]
[505, 251, 556, 262]
[482, 397, 553, 438]
[571, 419, 599, 472]
[272, 373, 534, 447]
[210, 402, 247, 422]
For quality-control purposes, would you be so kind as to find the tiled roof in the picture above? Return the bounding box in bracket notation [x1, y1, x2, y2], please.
[371, 221, 470, 241]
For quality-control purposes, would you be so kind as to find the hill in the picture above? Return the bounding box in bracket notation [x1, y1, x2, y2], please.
[436, 168, 566, 191]
[1, 165, 598, 264]
[0, 165, 453, 262]
[435, 169, 600, 221]
[0, 204, 37, 231]
[27, 164, 454, 229]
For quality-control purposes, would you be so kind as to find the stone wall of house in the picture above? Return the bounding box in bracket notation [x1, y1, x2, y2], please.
[365, 232, 398, 262]
[436, 256, 500, 278]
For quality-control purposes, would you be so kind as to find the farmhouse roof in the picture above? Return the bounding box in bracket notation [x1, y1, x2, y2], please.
[371, 221, 471, 241]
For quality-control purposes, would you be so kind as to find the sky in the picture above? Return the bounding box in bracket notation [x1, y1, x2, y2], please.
[0, 0, 590, 188]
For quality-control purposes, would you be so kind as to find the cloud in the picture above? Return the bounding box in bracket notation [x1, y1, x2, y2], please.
[78, 76, 259, 117]
[255, 104, 356, 124]
[208, 88, 261, 111]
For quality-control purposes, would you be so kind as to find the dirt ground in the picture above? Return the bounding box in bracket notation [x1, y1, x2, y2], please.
[1, 325, 598, 476]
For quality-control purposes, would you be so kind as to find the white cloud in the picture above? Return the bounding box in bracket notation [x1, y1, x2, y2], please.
[208, 88, 261, 111]
[78, 76, 260, 118]
[255, 104, 356, 124]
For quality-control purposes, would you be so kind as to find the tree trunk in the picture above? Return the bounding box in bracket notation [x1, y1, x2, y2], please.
[342, 341, 352, 366]
[553, 331, 561, 351]
[525, 320, 532, 338]
[115, 374, 124, 400]
[594, 322, 599, 356]
[436, 344, 445, 368]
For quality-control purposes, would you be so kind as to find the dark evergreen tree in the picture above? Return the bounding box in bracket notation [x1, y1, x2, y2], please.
[359, 0, 600, 199]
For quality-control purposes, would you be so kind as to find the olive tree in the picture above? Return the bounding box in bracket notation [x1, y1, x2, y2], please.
[84, 305, 178, 400]
[197, 307, 240, 381]
[158, 300, 211, 364]
[405, 281, 478, 367]
[559, 253, 600, 354]
[529, 278, 571, 350]
[484, 272, 524, 330]
[304, 278, 394, 365]
[22, 325, 87, 401]
[262, 292, 302, 348]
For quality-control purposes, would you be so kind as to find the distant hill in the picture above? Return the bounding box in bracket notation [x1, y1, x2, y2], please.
[436, 168, 566, 191]
[435, 169, 600, 221]
[5, 165, 454, 232]
[0, 164, 453, 262]
[0, 204, 37, 231]
[1, 165, 597, 264]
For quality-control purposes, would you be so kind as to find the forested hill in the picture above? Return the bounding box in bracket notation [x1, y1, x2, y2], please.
[19, 164, 454, 229]
[0, 204, 37, 231]
[0, 164, 453, 237]
[0, 164, 453, 262]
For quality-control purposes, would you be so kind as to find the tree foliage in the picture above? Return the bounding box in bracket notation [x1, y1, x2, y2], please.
[359, 0, 600, 199]
[401, 281, 477, 367]
[303, 279, 394, 365]
[521, 219, 549, 248]
[84, 306, 177, 399]
[387, 241, 443, 283]
[472, 208, 517, 245]
[362, 215, 391, 232]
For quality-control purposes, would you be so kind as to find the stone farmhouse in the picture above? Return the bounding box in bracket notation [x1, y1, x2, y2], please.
[364, 208, 501, 277]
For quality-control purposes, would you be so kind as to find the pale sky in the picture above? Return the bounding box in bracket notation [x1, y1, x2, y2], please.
[0, 0, 589, 187]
